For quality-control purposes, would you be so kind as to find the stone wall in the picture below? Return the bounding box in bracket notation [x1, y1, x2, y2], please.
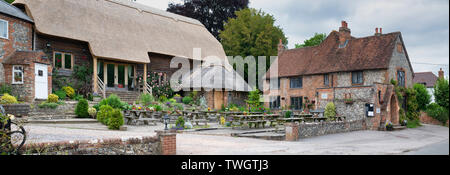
[333, 86, 375, 121]
[388, 37, 414, 88]
[297, 120, 367, 138]
[20, 131, 177, 155]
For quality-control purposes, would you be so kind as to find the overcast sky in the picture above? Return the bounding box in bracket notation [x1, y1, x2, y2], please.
[135, 0, 449, 77]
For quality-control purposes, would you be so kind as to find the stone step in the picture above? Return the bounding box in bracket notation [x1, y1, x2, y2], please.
[27, 114, 78, 120]
[28, 118, 98, 124]
[393, 125, 407, 131]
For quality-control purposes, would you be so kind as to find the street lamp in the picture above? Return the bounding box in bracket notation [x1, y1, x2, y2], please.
[163, 114, 170, 130]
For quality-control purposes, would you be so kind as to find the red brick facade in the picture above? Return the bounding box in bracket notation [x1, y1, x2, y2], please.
[158, 131, 177, 155]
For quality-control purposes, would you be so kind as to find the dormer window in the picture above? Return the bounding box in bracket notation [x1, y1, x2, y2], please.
[0, 19, 8, 39]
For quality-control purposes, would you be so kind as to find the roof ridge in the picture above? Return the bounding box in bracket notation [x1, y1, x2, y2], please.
[105, 0, 204, 27]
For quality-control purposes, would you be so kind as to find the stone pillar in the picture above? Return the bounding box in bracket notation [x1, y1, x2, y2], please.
[93, 57, 98, 93]
[285, 122, 299, 141]
[156, 130, 177, 155]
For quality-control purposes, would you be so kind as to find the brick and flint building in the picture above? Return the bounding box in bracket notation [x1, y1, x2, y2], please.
[264, 21, 415, 130]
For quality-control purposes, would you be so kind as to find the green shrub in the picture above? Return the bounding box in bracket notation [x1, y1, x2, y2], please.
[38, 102, 59, 109]
[0, 93, 18, 104]
[139, 93, 154, 106]
[426, 103, 449, 124]
[74, 94, 84, 101]
[413, 83, 431, 111]
[97, 105, 113, 124]
[434, 78, 449, 110]
[407, 119, 421, 128]
[155, 105, 163, 112]
[75, 99, 89, 118]
[324, 102, 336, 119]
[284, 111, 292, 118]
[88, 107, 97, 118]
[54, 90, 66, 100]
[0, 84, 12, 95]
[168, 98, 177, 104]
[175, 116, 185, 129]
[97, 94, 126, 110]
[182, 96, 193, 104]
[47, 94, 59, 103]
[159, 96, 168, 102]
[174, 103, 184, 111]
[107, 109, 124, 130]
[62, 86, 75, 99]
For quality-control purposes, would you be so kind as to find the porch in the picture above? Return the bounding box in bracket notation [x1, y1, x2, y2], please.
[92, 57, 152, 100]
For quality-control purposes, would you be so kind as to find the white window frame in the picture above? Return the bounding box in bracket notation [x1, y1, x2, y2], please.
[0, 19, 8, 39]
[12, 65, 24, 84]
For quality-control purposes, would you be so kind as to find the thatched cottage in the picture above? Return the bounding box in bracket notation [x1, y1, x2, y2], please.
[8, 0, 249, 108]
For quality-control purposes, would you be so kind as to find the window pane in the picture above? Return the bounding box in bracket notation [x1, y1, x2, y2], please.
[64, 54, 72, 69]
[55, 53, 62, 68]
[290, 77, 302, 88]
[0, 20, 7, 38]
[324, 74, 329, 86]
[14, 72, 23, 83]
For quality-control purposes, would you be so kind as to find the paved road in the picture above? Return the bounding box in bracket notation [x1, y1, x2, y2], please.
[405, 139, 449, 155]
[177, 124, 449, 155]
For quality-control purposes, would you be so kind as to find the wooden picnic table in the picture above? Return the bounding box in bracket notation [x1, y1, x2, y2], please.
[277, 118, 304, 123]
[230, 114, 281, 128]
[124, 110, 159, 126]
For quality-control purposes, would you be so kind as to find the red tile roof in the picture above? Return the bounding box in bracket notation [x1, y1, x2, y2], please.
[413, 72, 438, 88]
[267, 31, 407, 78]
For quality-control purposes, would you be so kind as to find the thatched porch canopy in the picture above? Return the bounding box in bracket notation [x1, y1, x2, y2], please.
[14, 0, 226, 63]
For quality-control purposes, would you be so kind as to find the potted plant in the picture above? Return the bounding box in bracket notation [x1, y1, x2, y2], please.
[174, 94, 182, 103]
[385, 121, 394, 131]
[344, 98, 354, 104]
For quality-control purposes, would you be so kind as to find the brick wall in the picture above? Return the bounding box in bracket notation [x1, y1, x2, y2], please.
[420, 112, 449, 126]
[20, 130, 177, 155]
[3, 64, 34, 102]
[0, 14, 33, 83]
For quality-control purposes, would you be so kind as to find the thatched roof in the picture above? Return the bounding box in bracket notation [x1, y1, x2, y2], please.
[14, 0, 226, 63]
[179, 65, 252, 92]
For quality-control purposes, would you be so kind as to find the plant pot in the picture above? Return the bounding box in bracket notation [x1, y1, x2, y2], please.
[174, 97, 182, 103]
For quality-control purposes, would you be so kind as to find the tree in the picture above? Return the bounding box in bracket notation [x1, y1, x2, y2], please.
[295, 33, 327, 48]
[246, 88, 262, 110]
[434, 78, 449, 110]
[3, 0, 14, 4]
[167, 0, 249, 40]
[413, 83, 431, 111]
[220, 8, 287, 88]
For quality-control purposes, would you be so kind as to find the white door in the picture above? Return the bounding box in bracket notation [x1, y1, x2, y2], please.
[35, 63, 48, 99]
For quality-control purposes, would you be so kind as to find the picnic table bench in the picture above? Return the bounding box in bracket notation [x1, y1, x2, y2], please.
[303, 116, 328, 122]
[277, 118, 304, 124]
[230, 114, 281, 128]
[137, 118, 159, 126]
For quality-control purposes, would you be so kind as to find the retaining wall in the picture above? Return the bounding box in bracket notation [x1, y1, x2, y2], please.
[297, 120, 367, 138]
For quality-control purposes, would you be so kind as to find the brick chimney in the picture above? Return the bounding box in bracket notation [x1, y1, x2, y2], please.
[278, 39, 285, 54]
[438, 68, 444, 79]
[339, 21, 351, 46]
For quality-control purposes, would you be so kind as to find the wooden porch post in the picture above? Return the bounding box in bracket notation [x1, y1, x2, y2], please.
[125, 65, 128, 86]
[93, 57, 98, 93]
[134, 65, 137, 90]
[143, 64, 148, 93]
[104, 63, 108, 88]
[114, 64, 118, 87]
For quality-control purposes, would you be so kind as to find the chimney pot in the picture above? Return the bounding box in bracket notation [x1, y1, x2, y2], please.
[341, 21, 348, 28]
[375, 28, 379, 34]
[380, 28, 383, 34]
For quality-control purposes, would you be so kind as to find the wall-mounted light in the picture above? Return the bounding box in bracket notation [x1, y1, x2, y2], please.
[46, 42, 51, 48]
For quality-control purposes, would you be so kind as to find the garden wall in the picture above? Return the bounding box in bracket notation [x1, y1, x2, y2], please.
[297, 120, 367, 138]
[20, 131, 176, 155]
[420, 112, 449, 126]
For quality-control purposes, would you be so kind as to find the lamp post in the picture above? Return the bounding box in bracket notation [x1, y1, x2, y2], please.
[163, 114, 169, 130]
